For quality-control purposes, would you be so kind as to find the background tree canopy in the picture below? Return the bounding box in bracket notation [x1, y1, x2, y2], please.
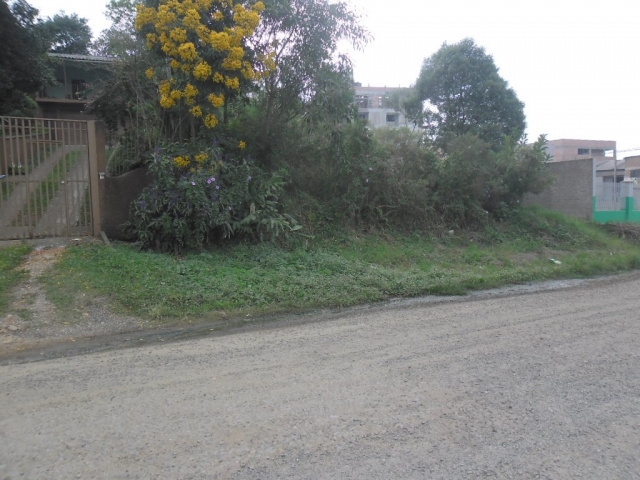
[93, 0, 142, 57]
[412, 38, 526, 150]
[42, 12, 92, 55]
[0, 0, 53, 116]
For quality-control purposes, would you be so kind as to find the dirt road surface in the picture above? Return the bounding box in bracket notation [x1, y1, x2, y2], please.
[1, 274, 639, 479]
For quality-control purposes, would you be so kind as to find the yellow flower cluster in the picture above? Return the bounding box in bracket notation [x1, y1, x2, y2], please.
[137, 0, 273, 128]
[160, 96, 176, 109]
[183, 84, 199, 105]
[204, 114, 219, 129]
[209, 31, 231, 51]
[208, 93, 225, 108]
[174, 156, 191, 168]
[195, 152, 209, 164]
[178, 42, 198, 62]
[193, 62, 212, 80]
[224, 76, 240, 90]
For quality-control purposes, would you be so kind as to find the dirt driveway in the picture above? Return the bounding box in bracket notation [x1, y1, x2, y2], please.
[1, 270, 639, 479]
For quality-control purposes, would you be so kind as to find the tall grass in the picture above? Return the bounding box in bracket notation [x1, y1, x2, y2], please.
[41, 208, 640, 320]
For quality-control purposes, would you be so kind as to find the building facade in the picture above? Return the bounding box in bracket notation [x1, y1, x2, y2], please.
[36, 53, 113, 120]
[546, 139, 616, 162]
[354, 85, 412, 129]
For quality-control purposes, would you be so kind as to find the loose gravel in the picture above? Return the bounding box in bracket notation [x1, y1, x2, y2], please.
[1, 271, 639, 479]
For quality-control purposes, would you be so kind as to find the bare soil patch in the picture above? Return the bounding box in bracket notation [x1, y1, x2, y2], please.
[0, 243, 144, 356]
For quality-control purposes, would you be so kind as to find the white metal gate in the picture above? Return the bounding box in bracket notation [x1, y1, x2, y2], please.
[595, 183, 625, 211]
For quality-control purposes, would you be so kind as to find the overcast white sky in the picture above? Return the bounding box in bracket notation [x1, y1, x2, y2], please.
[29, 0, 640, 155]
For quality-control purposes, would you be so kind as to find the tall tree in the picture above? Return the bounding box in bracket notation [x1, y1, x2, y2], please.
[0, 0, 53, 115]
[254, 0, 370, 126]
[92, 0, 142, 57]
[136, 0, 270, 130]
[413, 38, 525, 150]
[43, 12, 92, 54]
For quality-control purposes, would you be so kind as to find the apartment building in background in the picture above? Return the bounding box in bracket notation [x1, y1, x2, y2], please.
[546, 139, 616, 162]
[354, 84, 412, 129]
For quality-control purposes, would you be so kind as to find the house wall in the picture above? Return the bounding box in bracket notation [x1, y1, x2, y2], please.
[359, 109, 408, 128]
[36, 59, 111, 121]
[624, 155, 640, 178]
[523, 157, 595, 219]
[44, 63, 109, 101]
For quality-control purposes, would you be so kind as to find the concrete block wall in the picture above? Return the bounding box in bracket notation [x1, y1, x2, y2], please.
[523, 158, 595, 220]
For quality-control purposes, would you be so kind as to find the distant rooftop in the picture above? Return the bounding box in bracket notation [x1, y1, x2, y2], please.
[354, 84, 408, 91]
[596, 159, 624, 171]
[48, 53, 114, 64]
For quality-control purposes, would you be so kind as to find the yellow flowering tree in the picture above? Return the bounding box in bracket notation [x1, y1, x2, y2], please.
[136, 0, 273, 129]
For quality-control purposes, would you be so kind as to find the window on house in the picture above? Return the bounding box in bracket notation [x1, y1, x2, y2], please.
[71, 79, 87, 100]
[591, 149, 605, 156]
[577, 148, 590, 155]
[358, 112, 369, 120]
[386, 114, 397, 123]
[356, 95, 369, 109]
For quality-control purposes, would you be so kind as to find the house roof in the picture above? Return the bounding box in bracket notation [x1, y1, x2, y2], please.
[596, 159, 625, 172]
[48, 53, 114, 64]
[355, 86, 406, 94]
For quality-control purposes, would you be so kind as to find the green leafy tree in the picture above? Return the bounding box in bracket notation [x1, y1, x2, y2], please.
[413, 38, 525, 150]
[0, 0, 53, 115]
[254, 0, 369, 125]
[43, 12, 92, 54]
[230, 0, 370, 169]
[93, 0, 142, 56]
[433, 133, 552, 224]
[381, 87, 418, 129]
[89, 0, 165, 169]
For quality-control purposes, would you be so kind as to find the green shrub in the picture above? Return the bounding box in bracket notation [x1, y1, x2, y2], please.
[368, 128, 439, 229]
[432, 134, 552, 226]
[126, 142, 298, 253]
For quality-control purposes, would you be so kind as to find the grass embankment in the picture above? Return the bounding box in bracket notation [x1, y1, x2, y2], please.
[39, 207, 640, 321]
[0, 245, 31, 315]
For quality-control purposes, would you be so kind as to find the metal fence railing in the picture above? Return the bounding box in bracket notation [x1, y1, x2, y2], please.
[1, 116, 100, 239]
[595, 183, 625, 211]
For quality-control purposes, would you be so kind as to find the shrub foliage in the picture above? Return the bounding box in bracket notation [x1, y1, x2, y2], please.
[88, 0, 551, 252]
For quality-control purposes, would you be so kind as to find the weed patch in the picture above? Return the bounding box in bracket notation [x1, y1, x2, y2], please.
[41, 208, 640, 321]
[0, 244, 31, 314]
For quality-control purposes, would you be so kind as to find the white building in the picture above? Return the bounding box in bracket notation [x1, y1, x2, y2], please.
[354, 85, 413, 129]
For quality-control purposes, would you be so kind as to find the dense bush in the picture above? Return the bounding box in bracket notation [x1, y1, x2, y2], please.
[367, 128, 439, 229]
[433, 134, 552, 225]
[89, 0, 550, 250]
[125, 142, 298, 253]
[256, 122, 552, 233]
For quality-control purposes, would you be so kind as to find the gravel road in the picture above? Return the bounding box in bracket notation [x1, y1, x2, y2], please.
[1, 274, 639, 479]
